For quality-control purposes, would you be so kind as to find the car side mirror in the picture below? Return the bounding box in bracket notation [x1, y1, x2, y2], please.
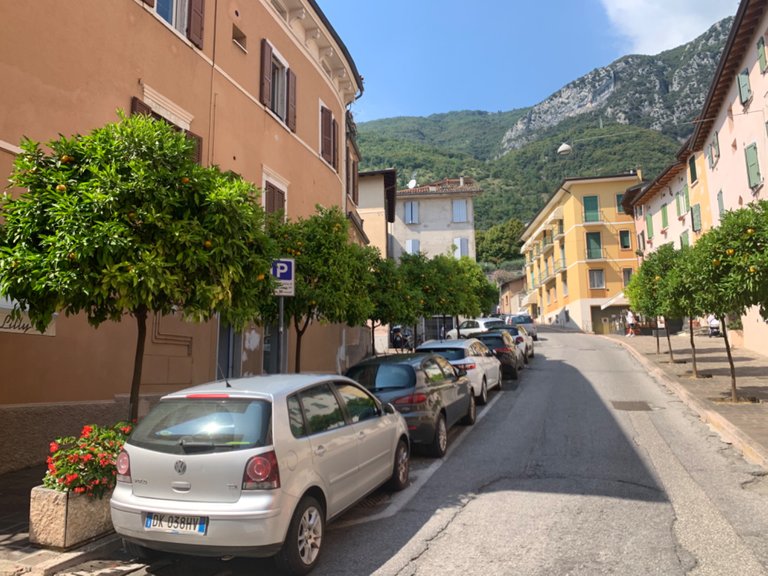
[456, 368, 468, 377]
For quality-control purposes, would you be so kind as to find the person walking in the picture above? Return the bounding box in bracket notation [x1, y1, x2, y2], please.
[625, 309, 636, 337]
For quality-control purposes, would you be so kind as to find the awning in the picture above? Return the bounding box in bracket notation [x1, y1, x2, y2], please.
[601, 291, 628, 310]
[520, 291, 538, 307]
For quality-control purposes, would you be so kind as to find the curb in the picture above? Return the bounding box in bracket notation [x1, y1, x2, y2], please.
[7, 534, 121, 576]
[609, 336, 768, 470]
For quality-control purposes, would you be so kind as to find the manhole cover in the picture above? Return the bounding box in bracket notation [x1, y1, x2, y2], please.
[612, 400, 652, 411]
[357, 491, 391, 509]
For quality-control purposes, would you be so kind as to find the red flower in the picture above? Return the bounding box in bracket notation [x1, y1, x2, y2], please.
[74, 487, 86, 494]
[81, 425, 93, 438]
[49, 441, 59, 453]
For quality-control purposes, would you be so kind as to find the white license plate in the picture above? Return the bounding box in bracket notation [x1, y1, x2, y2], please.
[144, 512, 208, 534]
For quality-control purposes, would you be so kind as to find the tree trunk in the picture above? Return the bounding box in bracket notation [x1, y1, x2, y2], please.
[370, 321, 378, 356]
[454, 315, 461, 338]
[655, 317, 661, 355]
[721, 316, 737, 402]
[129, 306, 148, 422]
[664, 317, 675, 363]
[293, 315, 310, 373]
[688, 317, 699, 378]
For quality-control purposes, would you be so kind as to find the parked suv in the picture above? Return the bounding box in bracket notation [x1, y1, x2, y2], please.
[444, 317, 506, 339]
[110, 374, 410, 575]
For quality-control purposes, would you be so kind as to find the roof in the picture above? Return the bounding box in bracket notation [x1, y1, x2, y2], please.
[162, 374, 349, 400]
[397, 177, 482, 198]
[690, 0, 767, 151]
[625, 161, 685, 213]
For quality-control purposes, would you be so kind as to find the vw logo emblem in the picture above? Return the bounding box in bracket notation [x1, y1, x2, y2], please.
[174, 460, 187, 475]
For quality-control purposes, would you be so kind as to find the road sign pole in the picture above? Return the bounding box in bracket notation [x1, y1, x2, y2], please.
[278, 296, 285, 374]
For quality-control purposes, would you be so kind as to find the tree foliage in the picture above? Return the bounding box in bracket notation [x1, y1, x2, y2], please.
[476, 218, 526, 266]
[0, 113, 275, 420]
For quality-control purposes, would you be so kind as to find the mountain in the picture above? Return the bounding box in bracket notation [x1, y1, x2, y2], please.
[356, 17, 732, 230]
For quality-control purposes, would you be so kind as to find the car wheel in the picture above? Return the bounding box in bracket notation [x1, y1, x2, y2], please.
[123, 540, 159, 562]
[461, 392, 476, 425]
[387, 439, 410, 491]
[429, 413, 448, 457]
[275, 496, 324, 576]
[523, 352, 529, 365]
[477, 378, 488, 405]
[509, 364, 519, 381]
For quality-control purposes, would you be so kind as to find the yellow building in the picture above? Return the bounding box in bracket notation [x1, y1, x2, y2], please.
[520, 173, 643, 334]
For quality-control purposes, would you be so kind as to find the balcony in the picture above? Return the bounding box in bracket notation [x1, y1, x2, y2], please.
[542, 237, 554, 254]
[554, 258, 566, 272]
[553, 220, 565, 240]
[586, 247, 604, 260]
[583, 209, 606, 224]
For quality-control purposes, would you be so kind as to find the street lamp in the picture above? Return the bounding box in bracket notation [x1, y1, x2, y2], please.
[556, 142, 573, 156]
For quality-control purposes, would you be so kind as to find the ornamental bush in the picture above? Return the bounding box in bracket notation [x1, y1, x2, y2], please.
[43, 422, 133, 499]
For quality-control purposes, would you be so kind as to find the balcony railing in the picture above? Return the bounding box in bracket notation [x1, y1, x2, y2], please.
[586, 247, 604, 260]
[583, 210, 605, 224]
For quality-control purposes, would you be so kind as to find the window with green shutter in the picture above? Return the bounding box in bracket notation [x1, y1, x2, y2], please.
[680, 231, 689, 248]
[691, 204, 702, 232]
[745, 143, 762, 189]
[583, 196, 599, 222]
[759, 36, 768, 73]
[616, 194, 624, 210]
[586, 232, 602, 259]
[713, 131, 720, 160]
[688, 156, 697, 183]
[683, 184, 690, 212]
[661, 204, 669, 228]
[717, 190, 724, 216]
[738, 69, 753, 104]
[646, 213, 654, 238]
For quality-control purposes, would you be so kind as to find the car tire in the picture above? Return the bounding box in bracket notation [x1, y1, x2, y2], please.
[123, 540, 159, 562]
[275, 496, 325, 576]
[387, 439, 410, 491]
[429, 413, 448, 457]
[509, 364, 519, 381]
[461, 392, 476, 425]
[523, 353, 529, 365]
[476, 378, 488, 405]
[530, 347, 535, 358]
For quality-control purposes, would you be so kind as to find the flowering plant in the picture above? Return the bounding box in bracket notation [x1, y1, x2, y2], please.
[43, 422, 133, 499]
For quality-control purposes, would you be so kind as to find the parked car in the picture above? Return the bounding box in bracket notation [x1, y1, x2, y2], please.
[416, 338, 502, 404]
[345, 353, 475, 457]
[491, 325, 534, 362]
[110, 374, 410, 575]
[474, 331, 525, 383]
[506, 313, 538, 341]
[444, 317, 507, 339]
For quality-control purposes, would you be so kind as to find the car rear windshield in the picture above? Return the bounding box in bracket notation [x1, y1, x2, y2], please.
[128, 398, 271, 454]
[346, 364, 416, 391]
[485, 320, 506, 330]
[476, 336, 505, 348]
[511, 315, 532, 324]
[418, 348, 465, 361]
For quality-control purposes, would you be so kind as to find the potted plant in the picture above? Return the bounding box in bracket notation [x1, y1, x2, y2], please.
[29, 422, 132, 549]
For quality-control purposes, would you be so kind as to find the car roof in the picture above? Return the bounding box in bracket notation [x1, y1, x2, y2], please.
[418, 338, 480, 349]
[161, 374, 358, 401]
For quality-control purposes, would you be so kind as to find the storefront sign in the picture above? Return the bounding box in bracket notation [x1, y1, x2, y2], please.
[0, 309, 56, 336]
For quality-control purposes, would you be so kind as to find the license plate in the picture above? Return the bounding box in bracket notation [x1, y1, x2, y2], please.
[144, 512, 208, 534]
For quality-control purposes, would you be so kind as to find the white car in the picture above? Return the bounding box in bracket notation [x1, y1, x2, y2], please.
[110, 374, 410, 575]
[444, 317, 507, 339]
[416, 338, 502, 405]
[507, 313, 538, 341]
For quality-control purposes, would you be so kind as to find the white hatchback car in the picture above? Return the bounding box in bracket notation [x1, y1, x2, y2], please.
[110, 374, 410, 575]
[416, 338, 502, 405]
[444, 317, 507, 339]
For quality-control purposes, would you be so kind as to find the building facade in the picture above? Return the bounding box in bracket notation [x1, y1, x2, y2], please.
[0, 0, 365, 473]
[521, 173, 643, 334]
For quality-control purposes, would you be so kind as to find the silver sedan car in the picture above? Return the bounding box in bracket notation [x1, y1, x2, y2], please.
[110, 374, 410, 575]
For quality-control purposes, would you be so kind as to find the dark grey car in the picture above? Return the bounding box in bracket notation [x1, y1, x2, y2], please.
[345, 353, 475, 457]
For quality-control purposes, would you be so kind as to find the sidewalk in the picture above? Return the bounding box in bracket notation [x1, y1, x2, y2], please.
[1, 328, 766, 575]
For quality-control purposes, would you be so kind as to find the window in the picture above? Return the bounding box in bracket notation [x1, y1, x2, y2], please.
[717, 190, 725, 217]
[712, 132, 720, 163]
[264, 181, 286, 215]
[645, 213, 654, 239]
[287, 395, 306, 437]
[300, 384, 346, 434]
[675, 185, 690, 217]
[588, 269, 605, 289]
[638, 230, 646, 252]
[680, 231, 689, 248]
[635, 205, 644, 218]
[745, 142, 762, 189]
[346, 148, 359, 205]
[334, 383, 378, 423]
[145, 0, 204, 49]
[622, 268, 633, 287]
[759, 36, 767, 73]
[422, 359, 446, 384]
[616, 194, 624, 210]
[260, 40, 297, 132]
[404, 201, 419, 224]
[453, 237, 469, 258]
[452, 199, 468, 222]
[405, 239, 420, 254]
[232, 24, 247, 50]
[562, 272, 569, 297]
[586, 232, 602, 259]
[738, 68, 753, 104]
[688, 156, 697, 184]
[619, 230, 631, 250]
[661, 204, 669, 229]
[320, 105, 337, 168]
[691, 204, 702, 232]
[130, 96, 203, 164]
[583, 196, 599, 222]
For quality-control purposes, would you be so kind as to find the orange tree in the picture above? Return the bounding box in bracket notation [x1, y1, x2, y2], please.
[263, 205, 376, 371]
[368, 255, 422, 354]
[690, 200, 768, 400]
[0, 114, 275, 420]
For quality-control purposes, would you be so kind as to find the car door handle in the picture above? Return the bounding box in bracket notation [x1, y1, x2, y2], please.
[313, 445, 326, 457]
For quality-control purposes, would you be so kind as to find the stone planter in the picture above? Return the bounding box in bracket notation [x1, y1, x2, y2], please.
[29, 485, 114, 549]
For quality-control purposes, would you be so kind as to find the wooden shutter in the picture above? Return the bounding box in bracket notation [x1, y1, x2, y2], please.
[645, 213, 654, 238]
[717, 190, 724, 216]
[265, 182, 286, 215]
[759, 37, 767, 73]
[745, 143, 761, 188]
[187, 0, 205, 49]
[185, 130, 203, 164]
[352, 159, 359, 204]
[738, 69, 752, 104]
[661, 204, 668, 229]
[260, 39, 273, 108]
[331, 117, 338, 170]
[691, 204, 702, 232]
[131, 96, 152, 116]
[320, 106, 332, 163]
[713, 131, 720, 159]
[286, 69, 297, 132]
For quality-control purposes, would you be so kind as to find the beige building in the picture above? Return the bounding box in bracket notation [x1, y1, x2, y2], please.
[358, 169, 398, 258]
[0, 0, 366, 474]
[392, 177, 481, 260]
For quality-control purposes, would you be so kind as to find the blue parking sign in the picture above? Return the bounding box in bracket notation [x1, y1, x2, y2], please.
[271, 258, 295, 296]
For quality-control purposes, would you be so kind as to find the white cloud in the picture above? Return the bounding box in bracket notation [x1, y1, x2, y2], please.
[600, 0, 739, 54]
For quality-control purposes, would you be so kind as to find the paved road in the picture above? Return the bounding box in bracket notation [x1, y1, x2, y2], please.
[57, 330, 768, 575]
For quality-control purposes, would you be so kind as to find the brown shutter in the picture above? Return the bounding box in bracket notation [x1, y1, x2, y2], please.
[321, 106, 332, 163]
[260, 39, 273, 108]
[265, 182, 286, 215]
[187, 0, 205, 49]
[286, 68, 297, 132]
[141, 0, 155, 7]
[332, 117, 338, 170]
[131, 96, 152, 116]
[185, 130, 203, 164]
[353, 159, 359, 204]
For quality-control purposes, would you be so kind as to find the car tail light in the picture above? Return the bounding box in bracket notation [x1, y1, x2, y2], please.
[457, 362, 477, 370]
[116, 450, 131, 483]
[515, 336, 524, 344]
[495, 347, 513, 353]
[394, 393, 428, 405]
[243, 450, 280, 490]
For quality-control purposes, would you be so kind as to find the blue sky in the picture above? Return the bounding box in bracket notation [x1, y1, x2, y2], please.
[318, 0, 739, 122]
